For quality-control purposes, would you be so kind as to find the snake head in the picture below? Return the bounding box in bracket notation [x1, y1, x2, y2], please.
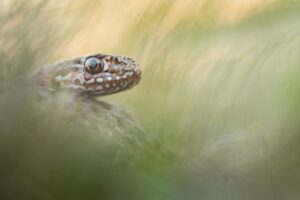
[49, 53, 141, 96]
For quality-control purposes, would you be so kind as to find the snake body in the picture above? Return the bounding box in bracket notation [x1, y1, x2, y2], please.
[32, 53, 142, 135]
[30, 54, 142, 135]
[35, 53, 141, 97]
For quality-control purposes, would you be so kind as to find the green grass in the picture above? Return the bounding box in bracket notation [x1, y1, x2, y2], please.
[1, 0, 300, 199]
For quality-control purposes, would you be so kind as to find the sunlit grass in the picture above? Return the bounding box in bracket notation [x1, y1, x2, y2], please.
[1, 0, 300, 199]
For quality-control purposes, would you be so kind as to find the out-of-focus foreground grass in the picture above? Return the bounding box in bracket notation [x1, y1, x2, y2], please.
[1, 0, 300, 199]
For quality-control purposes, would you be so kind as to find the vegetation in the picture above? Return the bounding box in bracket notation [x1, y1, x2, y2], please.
[1, 0, 300, 199]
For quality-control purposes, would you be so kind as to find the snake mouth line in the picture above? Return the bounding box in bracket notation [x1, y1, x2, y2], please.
[58, 71, 141, 94]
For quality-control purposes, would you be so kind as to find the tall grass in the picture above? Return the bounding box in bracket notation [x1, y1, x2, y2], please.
[1, 0, 300, 199]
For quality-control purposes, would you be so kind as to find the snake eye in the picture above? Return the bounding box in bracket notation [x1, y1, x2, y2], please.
[84, 57, 104, 74]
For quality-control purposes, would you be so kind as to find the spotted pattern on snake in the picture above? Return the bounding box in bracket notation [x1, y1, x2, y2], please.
[32, 53, 143, 136]
[34, 53, 141, 97]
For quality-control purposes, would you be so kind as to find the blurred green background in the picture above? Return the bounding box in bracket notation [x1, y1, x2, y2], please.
[1, 0, 300, 199]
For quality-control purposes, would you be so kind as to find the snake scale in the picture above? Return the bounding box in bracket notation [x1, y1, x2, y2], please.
[33, 53, 142, 135]
[34, 53, 141, 96]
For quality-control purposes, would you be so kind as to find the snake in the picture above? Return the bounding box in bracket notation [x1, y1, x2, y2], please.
[32, 53, 142, 135]
[34, 53, 141, 97]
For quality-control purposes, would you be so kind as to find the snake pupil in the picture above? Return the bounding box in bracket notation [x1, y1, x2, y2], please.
[84, 57, 105, 74]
